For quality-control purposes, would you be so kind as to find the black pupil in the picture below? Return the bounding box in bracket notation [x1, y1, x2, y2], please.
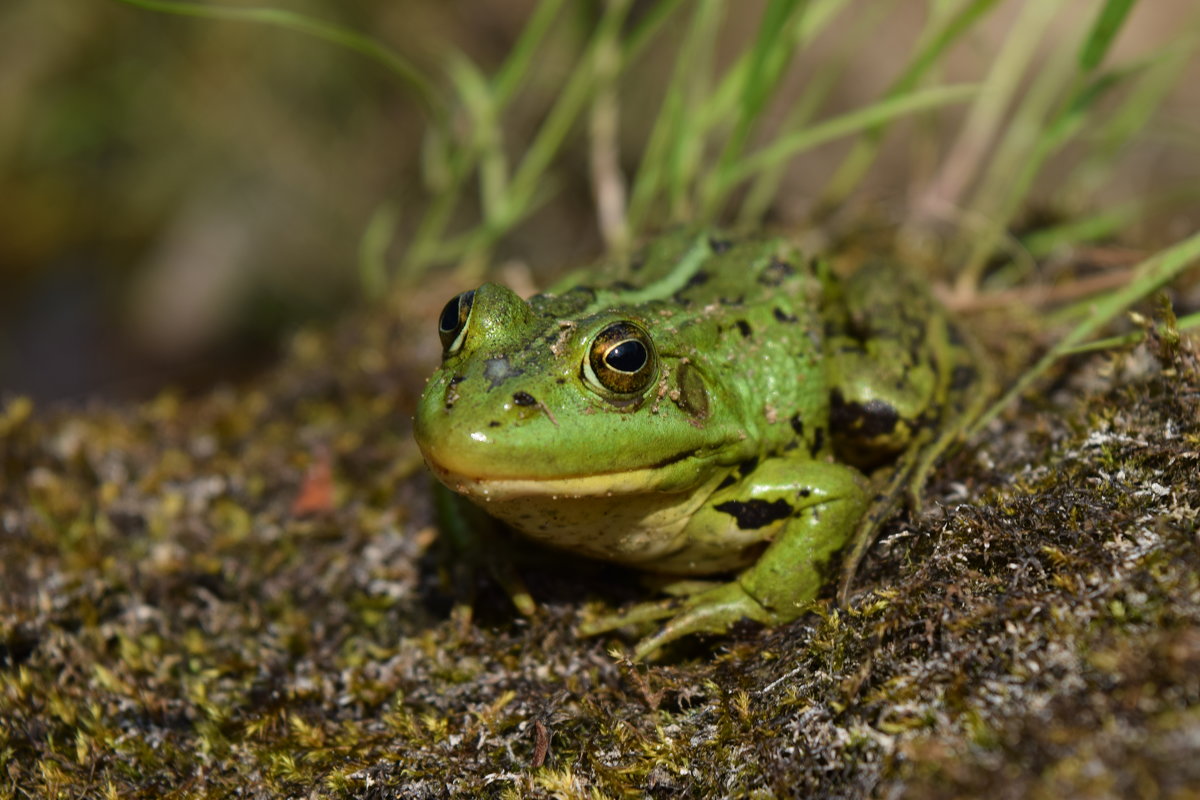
[605, 340, 647, 373]
[438, 296, 462, 334]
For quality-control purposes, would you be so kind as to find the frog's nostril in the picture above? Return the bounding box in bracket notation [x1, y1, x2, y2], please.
[444, 374, 466, 409]
[510, 390, 559, 427]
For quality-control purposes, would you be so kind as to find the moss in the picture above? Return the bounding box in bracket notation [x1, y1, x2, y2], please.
[2, 282, 1199, 797]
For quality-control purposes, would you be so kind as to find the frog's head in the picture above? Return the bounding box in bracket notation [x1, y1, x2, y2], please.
[414, 282, 750, 504]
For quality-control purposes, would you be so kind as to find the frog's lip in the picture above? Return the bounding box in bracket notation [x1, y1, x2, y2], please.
[421, 449, 700, 499]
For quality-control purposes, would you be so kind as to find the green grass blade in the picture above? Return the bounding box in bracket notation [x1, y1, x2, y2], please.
[421, 0, 635, 277]
[1058, 310, 1200, 356]
[1079, 0, 1139, 71]
[738, 0, 883, 225]
[1020, 199, 1148, 259]
[408, 0, 688, 279]
[969, 229, 1200, 437]
[622, 0, 690, 62]
[358, 202, 401, 300]
[915, 0, 1064, 220]
[699, 0, 810, 217]
[1071, 19, 1200, 199]
[112, 0, 440, 114]
[627, 0, 723, 229]
[717, 83, 979, 194]
[960, 58, 1144, 290]
[491, 0, 567, 106]
[445, 54, 510, 223]
[500, 0, 634, 229]
[818, 0, 1002, 209]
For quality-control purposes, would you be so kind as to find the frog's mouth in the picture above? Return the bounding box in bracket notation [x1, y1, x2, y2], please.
[421, 447, 707, 500]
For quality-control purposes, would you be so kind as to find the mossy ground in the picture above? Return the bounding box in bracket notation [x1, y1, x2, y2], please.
[2, 277, 1198, 798]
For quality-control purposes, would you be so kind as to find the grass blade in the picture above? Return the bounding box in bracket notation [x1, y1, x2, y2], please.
[818, 0, 1002, 210]
[969, 228, 1200, 437]
[112, 0, 439, 114]
[627, 0, 723, 229]
[914, 0, 1065, 220]
[1079, 0, 1139, 71]
[717, 83, 979, 194]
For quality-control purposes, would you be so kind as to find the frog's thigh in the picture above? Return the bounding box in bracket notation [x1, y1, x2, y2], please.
[690, 457, 869, 617]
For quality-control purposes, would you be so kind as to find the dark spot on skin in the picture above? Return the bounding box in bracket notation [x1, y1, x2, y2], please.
[735, 320, 753, 338]
[774, 307, 799, 323]
[488, 421, 501, 428]
[830, 389, 900, 438]
[737, 457, 759, 477]
[717, 475, 737, 490]
[449, 375, 466, 386]
[809, 427, 825, 458]
[512, 391, 537, 406]
[790, 413, 804, 437]
[797, 488, 811, 498]
[714, 499, 793, 530]
[758, 257, 796, 286]
[685, 270, 711, 288]
[610, 281, 637, 292]
[709, 236, 733, 254]
[484, 357, 523, 389]
[556, 377, 567, 384]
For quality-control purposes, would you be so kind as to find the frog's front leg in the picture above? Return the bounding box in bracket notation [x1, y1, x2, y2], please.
[580, 457, 869, 660]
[434, 483, 536, 617]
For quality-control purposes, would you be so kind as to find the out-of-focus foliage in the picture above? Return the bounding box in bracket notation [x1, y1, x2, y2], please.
[0, 0, 557, 398]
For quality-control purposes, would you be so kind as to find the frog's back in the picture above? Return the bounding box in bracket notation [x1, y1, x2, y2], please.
[604, 228, 822, 310]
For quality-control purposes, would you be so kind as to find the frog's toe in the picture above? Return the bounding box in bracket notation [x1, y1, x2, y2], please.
[576, 597, 681, 638]
[631, 582, 775, 660]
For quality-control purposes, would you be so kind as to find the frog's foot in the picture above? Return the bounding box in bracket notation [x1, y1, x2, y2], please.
[578, 580, 776, 661]
[485, 557, 537, 617]
[444, 548, 537, 624]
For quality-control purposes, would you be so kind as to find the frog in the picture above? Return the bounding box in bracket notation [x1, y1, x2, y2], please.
[413, 228, 985, 659]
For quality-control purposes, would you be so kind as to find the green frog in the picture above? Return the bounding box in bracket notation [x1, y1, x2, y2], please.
[414, 229, 984, 659]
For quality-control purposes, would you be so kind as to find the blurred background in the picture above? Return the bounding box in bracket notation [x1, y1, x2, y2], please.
[2, 0, 1197, 401]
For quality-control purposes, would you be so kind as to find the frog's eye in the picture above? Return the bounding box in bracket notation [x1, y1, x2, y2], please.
[437, 290, 475, 355]
[583, 321, 657, 396]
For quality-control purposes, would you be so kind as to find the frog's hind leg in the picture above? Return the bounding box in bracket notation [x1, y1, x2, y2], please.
[826, 262, 991, 603]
